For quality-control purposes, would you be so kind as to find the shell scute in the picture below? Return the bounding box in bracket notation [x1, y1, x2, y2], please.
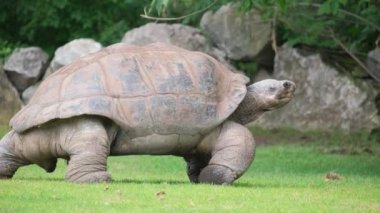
[99, 54, 152, 97]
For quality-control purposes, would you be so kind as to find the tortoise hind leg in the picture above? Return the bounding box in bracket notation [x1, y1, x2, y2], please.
[63, 117, 114, 183]
[0, 131, 29, 179]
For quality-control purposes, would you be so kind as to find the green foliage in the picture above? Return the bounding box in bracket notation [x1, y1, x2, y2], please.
[0, 0, 150, 54]
[1, 0, 378, 66]
[144, 0, 231, 25]
[147, 0, 379, 55]
[0, 39, 21, 61]
[242, 0, 380, 54]
[235, 61, 258, 79]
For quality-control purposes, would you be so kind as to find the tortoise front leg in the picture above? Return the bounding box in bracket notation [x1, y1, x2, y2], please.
[198, 121, 256, 185]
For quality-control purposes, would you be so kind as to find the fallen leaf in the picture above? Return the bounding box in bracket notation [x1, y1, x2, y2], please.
[155, 191, 166, 199]
[324, 172, 342, 181]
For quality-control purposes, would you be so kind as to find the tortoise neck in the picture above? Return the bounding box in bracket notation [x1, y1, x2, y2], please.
[229, 91, 264, 125]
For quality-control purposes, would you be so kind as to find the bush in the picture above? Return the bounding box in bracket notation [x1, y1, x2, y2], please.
[147, 0, 380, 57]
[0, 0, 150, 54]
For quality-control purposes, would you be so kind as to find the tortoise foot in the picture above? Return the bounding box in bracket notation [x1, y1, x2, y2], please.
[67, 171, 111, 183]
[198, 165, 237, 185]
[0, 163, 16, 179]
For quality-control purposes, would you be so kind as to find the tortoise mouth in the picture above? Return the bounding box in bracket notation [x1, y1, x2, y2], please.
[277, 83, 296, 100]
[263, 91, 294, 111]
[278, 92, 294, 101]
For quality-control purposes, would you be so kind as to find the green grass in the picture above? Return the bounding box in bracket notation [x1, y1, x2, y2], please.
[0, 128, 380, 212]
[0, 125, 10, 137]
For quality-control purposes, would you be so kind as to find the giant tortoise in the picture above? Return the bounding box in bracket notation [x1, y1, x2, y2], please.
[0, 43, 295, 184]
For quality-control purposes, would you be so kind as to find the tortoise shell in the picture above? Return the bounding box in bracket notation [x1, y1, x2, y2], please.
[10, 43, 248, 136]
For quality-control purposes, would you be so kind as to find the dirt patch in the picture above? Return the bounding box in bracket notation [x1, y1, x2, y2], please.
[254, 134, 315, 146]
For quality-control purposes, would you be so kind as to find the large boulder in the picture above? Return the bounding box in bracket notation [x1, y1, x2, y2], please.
[43, 38, 102, 79]
[366, 47, 380, 83]
[200, 3, 272, 61]
[4, 47, 48, 92]
[0, 65, 23, 127]
[121, 23, 226, 62]
[254, 45, 379, 132]
[21, 83, 40, 104]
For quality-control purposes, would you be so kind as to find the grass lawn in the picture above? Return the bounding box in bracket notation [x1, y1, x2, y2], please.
[0, 127, 379, 212]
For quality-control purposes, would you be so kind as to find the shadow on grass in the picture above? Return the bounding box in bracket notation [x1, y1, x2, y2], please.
[11, 177, 318, 189]
[233, 181, 318, 189]
[11, 177, 64, 182]
[12, 177, 190, 185]
[113, 178, 189, 185]
[114, 178, 317, 189]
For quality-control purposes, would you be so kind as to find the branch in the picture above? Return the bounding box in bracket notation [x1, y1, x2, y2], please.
[141, 0, 218, 21]
[298, 2, 380, 31]
[271, 13, 278, 55]
[329, 29, 380, 82]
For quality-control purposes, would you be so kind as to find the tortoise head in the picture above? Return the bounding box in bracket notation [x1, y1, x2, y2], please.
[247, 79, 296, 111]
[229, 79, 296, 125]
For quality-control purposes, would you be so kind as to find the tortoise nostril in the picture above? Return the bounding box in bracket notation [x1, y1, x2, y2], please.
[283, 81, 291, 89]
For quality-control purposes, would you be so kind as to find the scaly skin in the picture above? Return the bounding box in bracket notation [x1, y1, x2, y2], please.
[184, 79, 295, 184]
[0, 131, 27, 179]
[187, 121, 255, 184]
[0, 116, 117, 182]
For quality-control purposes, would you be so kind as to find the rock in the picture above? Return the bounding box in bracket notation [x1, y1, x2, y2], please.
[121, 23, 226, 63]
[200, 3, 272, 61]
[43, 38, 102, 79]
[21, 83, 40, 104]
[254, 68, 272, 82]
[122, 23, 207, 51]
[0, 65, 23, 127]
[4, 47, 48, 92]
[254, 45, 379, 132]
[366, 47, 380, 83]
